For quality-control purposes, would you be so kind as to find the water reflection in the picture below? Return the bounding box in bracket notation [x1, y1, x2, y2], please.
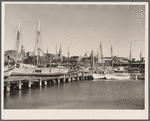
[4, 79, 144, 109]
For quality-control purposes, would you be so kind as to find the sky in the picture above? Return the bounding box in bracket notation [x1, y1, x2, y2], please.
[4, 3, 145, 60]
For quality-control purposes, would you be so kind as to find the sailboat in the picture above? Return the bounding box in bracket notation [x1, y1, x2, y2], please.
[5, 22, 36, 77]
[92, 43, 130, 80]
[4, 22, 27, 79]
[92, 43, 106, 79]
[105, 45, 130, 80]
[5, 21, 68, 79]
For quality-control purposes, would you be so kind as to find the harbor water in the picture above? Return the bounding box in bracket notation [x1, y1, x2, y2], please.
[4, 78, 144, 109]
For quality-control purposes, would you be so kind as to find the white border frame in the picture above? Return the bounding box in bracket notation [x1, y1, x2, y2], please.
[1, 2, 149, 120]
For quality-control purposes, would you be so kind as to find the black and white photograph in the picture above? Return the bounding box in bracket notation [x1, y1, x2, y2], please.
[2, 2, 148, 120]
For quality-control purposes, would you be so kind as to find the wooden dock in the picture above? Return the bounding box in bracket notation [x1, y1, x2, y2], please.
[4, 70, 144, 92]
[4, 71, 93, 92]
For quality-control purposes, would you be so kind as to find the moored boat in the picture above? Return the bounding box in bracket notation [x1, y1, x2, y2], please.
[92, 43, 106, 79]
[92, 73, 106, 79]
[104, 67, 130, 80]
[5, 21, 69, 80]
[105, 73, 130, 80]
[92, 43, 130, 80]
[11, 71, 64, 77]
[4, 67, 14, 79]
[137, 73, 145, 80]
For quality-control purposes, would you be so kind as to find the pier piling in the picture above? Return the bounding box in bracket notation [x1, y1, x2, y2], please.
[58, 78, 60, 84]
[18, 80, 22, 90]
[53, 79, 56, 84]
[77, 74, 79, 81]
[68, 77, 71, 82]
[6, 81, 10, 92]
[72, 76, 75, 81]
[28, 79, 32, 88]
[44, 81, 47, 86]
[82, 72, 85, 80]
[63, 74, 65, 83]
[39, 78, 42, 87]
[68, 73, 71, 82]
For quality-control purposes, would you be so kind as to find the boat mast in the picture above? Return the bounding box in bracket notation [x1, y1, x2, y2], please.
[47, 46, 48, 66]
[96, 50, 99, 72]
[100, 42, 104, 70]
[111, 45, 113, 58]
[92, 50, 94, 69]
[130, 42, 132, 61]
[111, 45, 113, 68]
[91, 50, 94, 73]
[140, 49, 142, 61]
[37, 21, 40, 66]
[68, 47, 70, 58]
[16, 21, 21, 63]
[56, 45, 58, 55]
[59, 45, 62, 70]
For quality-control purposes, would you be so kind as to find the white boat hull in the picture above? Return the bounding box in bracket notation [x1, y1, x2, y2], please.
[92, 73, 106, 79]
[4, 67, 14, 78]
[105, 73, 130, 80]
[4, 71, 12, 78]
[92, 73, 130, 80]
[50, 68, 69, 74]
[10, 67, 69, 76]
